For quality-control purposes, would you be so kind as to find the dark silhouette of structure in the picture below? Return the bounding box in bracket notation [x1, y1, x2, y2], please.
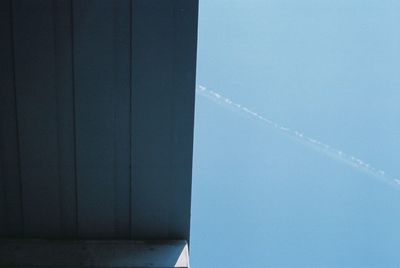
[0, 1, 198, 267]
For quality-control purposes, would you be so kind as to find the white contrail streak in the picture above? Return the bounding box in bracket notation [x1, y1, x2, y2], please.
[196, 84, 400, 190]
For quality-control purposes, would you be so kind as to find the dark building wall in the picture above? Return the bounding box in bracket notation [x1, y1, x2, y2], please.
[0, 0, 198, 240]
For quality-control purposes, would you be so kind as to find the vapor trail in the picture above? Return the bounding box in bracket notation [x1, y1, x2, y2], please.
[196, 84, 400, 190]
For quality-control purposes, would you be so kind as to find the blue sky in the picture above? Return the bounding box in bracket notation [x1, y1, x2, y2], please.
[191, 0, 400, 267]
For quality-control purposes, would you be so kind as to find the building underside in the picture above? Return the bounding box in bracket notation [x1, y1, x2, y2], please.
[0, 1, 198, 267]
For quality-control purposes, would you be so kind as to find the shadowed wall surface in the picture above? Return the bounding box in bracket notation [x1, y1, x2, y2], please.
[0, 0, 198, 240]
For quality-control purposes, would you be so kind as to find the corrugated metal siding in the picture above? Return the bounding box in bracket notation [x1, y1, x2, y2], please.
[0, 0, 198, 240]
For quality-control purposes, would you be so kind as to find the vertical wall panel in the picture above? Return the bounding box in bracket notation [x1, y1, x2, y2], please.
[54, 0, 77, 237]
[168, 0, 198, 239]
[112, 0, 132, 238]
[132, 0, 174, 239]
[0, 0, 24, 237]
[131, 0, 198, 240]
[13, 0, 61, 236]
[73, 0, 131, 238]
[12, 0, 77, 237]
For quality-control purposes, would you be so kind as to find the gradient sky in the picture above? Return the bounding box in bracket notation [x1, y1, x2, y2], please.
[190, 0, 400, 267]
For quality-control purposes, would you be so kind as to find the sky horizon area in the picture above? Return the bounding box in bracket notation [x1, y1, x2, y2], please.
[191, 0, 400, 267]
